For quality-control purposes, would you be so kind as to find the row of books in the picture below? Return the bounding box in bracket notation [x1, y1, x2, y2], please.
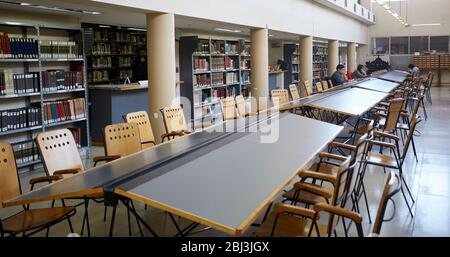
[42, 70, 84, 92]
[240, 58, 251, 69]
[211, 57, 225, 71]
[193, 74, 210, 88]
[0, 32, 39, 59]
[225, 42, 239, 55]
[118, 69, 132, 80]
[12, 139, 40, 166]
[195, 41, 210, 54]
[92, 57, 112, 68]
[211, 41, 225, 54]
[226, 57, 238, 69]
[118, 57, 132, 67]
[242, 71, 251, 84]
[42, 98, 86, 125]
[116, 44, 132, 55]
[0, 107, 41, 132]
[92, 43, 111, 55]
[89, 70, 110, 82]
[0, 71, 40, 95]
[40, 40, 81, 59]
[194, 58, 209, 72]
[212, 73, 225, 86]
[226, 72, 239, 84]
[212, 87, 226, 99]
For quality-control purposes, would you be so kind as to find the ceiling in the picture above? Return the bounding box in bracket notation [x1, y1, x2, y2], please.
[0, 0, 331, 42]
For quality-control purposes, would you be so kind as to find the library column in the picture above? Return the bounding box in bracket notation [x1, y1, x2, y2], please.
[328, 40, 339, 77]
[347, 42, 357, 73]
[250, 28, 269, 110]
[300, 36, 313, 97]
[147, 13, 176, 142]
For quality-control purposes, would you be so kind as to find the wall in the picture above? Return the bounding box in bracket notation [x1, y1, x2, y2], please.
[365, 0, 450, 86]
[91, 0, 369, 44]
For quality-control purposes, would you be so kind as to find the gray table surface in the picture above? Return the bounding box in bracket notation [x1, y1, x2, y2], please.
[378, 70, 409, 83]
[354, 78, 400, 93]
[115, 113, 343, 236]
[306, 87, 388, 116]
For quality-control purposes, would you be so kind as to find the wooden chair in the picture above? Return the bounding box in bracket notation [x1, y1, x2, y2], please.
[327, 79, 334, 89]
[303, 81, 314, 96]
[315, 81, 324, 93]
[256, 155, 356, 237]
[104, 123, 142, 157]
[160, 106, 191, 142]
[125, 111, 156, 149]
[220, 97, 238, 120]
[359, 115, 421, 218]
[235, 95, 256, 117]
[0, 142, 76, 237]
[289, 84, 301, 101]
[271, 89, 290, 106]
[322, 80, 330, 91]
[35, 129, 120, 236]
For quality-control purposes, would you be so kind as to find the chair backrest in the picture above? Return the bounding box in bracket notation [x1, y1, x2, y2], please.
[303, 81, 313, 96]
[235, 95, 250, 117]
[0, 142, 21, 205]
[125, 111, 155, 149]
[271, 89, 290, 107]
[289, 84, 301, 100]
[104, 123, 142, 156]
[322, 80, 330, 91]
[371, 171, 401, 235]
[315, 81, 324, 93]
[327, 79, 334, 88]
[36, 129, 84, 176]
[384, 98, 404, 132]
[161, 106, 188, 134]
[220, 97, 238, 120]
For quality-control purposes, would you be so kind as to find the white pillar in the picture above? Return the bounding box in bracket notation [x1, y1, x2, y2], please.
[147, 13, 176, 143]
[250, 28, 269, 111]
[300, 36, 313, 97]
[347, 42, 357, 73]
[328, 40, 339, 77]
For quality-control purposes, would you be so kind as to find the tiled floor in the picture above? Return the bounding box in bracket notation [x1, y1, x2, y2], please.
[2, 87, 449, 237]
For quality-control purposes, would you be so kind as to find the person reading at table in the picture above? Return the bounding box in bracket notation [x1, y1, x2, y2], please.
[331, 64, 348, 86]
[408, 64, 420, 78]
[353, 64, 368, 79]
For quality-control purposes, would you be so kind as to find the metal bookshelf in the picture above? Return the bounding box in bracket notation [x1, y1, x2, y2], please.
[180, 36, 251, 129]
[313, 43, 328, 84]
[0, 21, 90, 169]
[283, 43, 300, 88]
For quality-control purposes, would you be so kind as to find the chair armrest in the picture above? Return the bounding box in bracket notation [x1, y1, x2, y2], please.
[298, 170, 337, 185]
[328, 142, 357, 152]
[319, 152, 349, 162]
[293, 182, 333, 199]
[161, 132, 184, 139]
[53, 169, 82, 175]
[373, 131, 400, 141]
[29, 175, 62, 186]
[314, 203, 362, 224]
[369, 140, 396, 150]
[274, 203, 318, 220]
[93, 155, 121, 164]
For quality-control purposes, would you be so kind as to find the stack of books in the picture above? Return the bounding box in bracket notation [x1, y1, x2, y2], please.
[41, 98, 86, 125]
[0, 107, 41, 132]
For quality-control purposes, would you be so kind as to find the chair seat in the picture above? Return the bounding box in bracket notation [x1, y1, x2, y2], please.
[254, 212, 312, 237]
[397, 123, 409, 130]
[2, 207, 76, 234]
[365, 152, 398, 169]
[309, 163, 339, 175]
[283, 183, 332, 205]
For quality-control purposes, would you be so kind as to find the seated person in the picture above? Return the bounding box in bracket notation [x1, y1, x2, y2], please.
[331, 64, 348, 86]
[408, 64, 420, 78]
[353, 64, 368, 79]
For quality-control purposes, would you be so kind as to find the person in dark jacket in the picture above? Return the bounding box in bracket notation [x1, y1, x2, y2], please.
[132, 49, 148, 82]
[353, 64, 367, 79]
[331, 64, 348, 86]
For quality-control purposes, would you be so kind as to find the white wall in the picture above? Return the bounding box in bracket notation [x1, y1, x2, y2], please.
[91, 0, 369, 44]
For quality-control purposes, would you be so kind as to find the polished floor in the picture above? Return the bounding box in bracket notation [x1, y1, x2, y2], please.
[2, 87, 450, 237]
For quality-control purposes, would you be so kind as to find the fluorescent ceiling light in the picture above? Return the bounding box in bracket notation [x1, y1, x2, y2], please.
[410, 23, 441, 27]
[0, 1, 102, 15]
[99, 25, 111, 28]
[20, 2, 31, 5]
[127, 27, 147, 31]
[5, 21, 23, 26]
[215, 28, 242, 33]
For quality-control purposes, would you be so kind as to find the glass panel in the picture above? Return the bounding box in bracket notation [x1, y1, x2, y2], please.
[373, 37, 389, 55]
[390, 37, 409, 54]
[410, 36, 429, 54]
[430, 36, 449, 53]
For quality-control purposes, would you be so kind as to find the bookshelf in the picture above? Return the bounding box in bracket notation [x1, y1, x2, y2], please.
[283, 43, 300, 87]
[180, 36, 250, 129]
[82, 24, 146, 84]
[414, 54, 450, 86]
[0, 22, 89, 170]
[313, 43, 328, 84]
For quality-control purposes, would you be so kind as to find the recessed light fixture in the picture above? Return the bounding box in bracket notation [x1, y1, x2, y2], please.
[99, 25, 111, 28]
[410, 23, 441, 27]
[0, 1, 103, 15]
[215, 28, 242, 33]
[127, 27, 147, 31]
